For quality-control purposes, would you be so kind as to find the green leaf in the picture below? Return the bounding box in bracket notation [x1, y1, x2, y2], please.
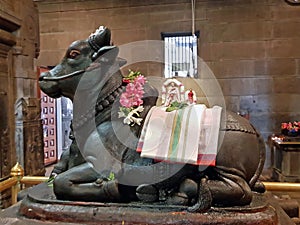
[108, 172, 115, 181]
[124, 70, 142, 82]
[166, 101, 188, 112]
[120, 107, 132, 115]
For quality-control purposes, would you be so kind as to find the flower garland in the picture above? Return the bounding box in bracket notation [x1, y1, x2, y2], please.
[281, 121, 300, 136]
[118, 70, 146, 126]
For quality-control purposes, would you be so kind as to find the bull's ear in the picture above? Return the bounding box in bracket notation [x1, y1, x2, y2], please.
[92, 46, 118, 61]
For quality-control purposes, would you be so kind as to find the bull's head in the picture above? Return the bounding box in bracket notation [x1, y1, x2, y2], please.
[39, 26, 117, 100]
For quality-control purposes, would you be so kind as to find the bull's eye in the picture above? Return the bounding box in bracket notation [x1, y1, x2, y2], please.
[68, 50, 81, 59]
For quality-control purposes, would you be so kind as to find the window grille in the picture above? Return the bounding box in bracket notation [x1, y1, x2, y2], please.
[161, 31, 199, 78]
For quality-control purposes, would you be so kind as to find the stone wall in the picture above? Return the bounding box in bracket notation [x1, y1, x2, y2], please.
[35, 0, 300, 167]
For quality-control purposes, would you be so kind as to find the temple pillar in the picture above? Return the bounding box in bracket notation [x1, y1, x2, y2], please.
[15, 98, 45, 176]
[0, 0, 41, 208]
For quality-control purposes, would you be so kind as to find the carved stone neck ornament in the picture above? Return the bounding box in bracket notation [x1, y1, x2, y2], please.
[72, 83, 124, 130]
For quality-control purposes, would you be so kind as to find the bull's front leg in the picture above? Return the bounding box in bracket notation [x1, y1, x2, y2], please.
[50, 146, 70, 177]
[53, 162, 121, 202]
[53, 124, 126, 202]
[50, 139, 85, 177]
[51, 125, 86, 177]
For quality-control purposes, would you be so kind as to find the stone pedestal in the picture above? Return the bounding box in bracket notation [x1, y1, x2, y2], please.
[0, 183, 293, 225]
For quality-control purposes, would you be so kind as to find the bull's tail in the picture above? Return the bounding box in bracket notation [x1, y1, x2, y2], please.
[248, 127, 266, 193]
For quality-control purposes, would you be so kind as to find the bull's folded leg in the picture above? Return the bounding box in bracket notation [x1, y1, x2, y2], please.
[134, 163, 197, 203]
[188, 171, 252, 213]
[136, 184, 159, 202]
[187, 178, 212, 212]
[53, 162, 120, 202]
[166, 178, 198, 206]
[208, 175, 252, 207]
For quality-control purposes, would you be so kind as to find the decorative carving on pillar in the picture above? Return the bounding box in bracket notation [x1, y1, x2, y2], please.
[0, 128, 11, 209]
[15, 98, 45, 176]
[0, 49, 14, 179]
[15, 99, 25, 168]
[0, 128, 10, 177]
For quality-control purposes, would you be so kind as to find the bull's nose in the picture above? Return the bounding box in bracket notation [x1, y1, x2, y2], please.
[39, 71, 50, 81]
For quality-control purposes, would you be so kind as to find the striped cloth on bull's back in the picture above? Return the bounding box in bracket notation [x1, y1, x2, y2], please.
[137, 105, 222, 166]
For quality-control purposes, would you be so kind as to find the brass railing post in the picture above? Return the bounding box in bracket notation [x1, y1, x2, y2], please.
[10, 162, 24, 204]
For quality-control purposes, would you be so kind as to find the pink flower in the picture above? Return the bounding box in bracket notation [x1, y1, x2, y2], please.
[119, 72, 146, 126]
[120, 93, 132, 108]
[132, 98, 143, 106]
[119, 76, 146, 108]
[134, 75, 146, 85]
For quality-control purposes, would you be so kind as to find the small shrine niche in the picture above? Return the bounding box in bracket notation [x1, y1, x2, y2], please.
[161, 78, 197, 107]
[161, 78, 185, 106]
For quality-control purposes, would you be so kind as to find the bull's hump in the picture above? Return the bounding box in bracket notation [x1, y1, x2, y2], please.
[223, 111, 256, 134]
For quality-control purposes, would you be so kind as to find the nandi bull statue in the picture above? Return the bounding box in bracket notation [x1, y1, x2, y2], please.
[39, 26, 265, 212]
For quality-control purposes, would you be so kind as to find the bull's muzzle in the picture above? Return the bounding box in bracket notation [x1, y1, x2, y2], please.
[39, 70, 85, 81]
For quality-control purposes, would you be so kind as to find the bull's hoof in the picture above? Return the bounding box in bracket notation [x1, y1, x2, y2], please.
[166, 192, 189, 205]
[94, 179, 121, 201]
[187, 202, 210, 213]
[252, 181, 265, 193]
[136, 184, 158, 202]
[187, 178, 212, 213]
[179, 178, 198, 199]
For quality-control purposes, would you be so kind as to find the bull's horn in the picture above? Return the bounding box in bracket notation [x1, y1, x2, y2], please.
[88, 26, 111, 51]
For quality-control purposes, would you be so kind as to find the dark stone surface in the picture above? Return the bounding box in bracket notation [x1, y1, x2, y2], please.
[0, 183, 295, 225]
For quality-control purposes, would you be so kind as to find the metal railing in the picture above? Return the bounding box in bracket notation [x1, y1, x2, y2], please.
[263, 181, 300, 192]
[0, 163, 300, 207]
[0, 163, 48, 205]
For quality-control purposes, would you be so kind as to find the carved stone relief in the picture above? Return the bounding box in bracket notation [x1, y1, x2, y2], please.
[0, 128, 10, 178]
[15, 98, 45, 176]
[0, 39, 14, 179]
